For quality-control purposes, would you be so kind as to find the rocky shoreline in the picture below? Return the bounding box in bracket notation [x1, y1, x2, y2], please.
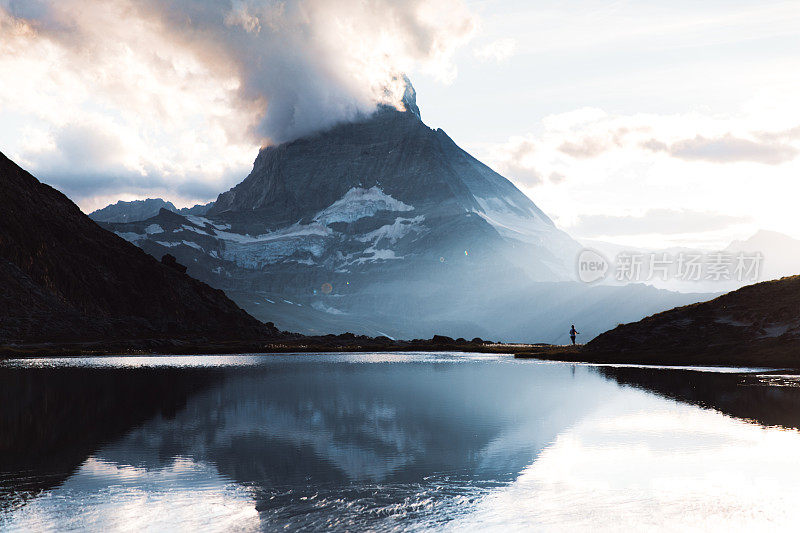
[0, 334, 512, 359]
[513, 345, 798, 369]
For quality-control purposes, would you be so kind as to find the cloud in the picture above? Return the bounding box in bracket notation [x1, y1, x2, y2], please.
[547, 113, 800, 165]
[0, 0, 478, 208]
[643, 134, 799, 165]
[558, 137, 614, 159]
[474, 38, 516, 62]
[47, 123, 125, 172]
[557, 127, 640, 159]
[11, 112, 255, 210]
[486, 136, 544, 186]
[572, 209, 751, 238]
[754, 126, 800, 143]
[501, 162, 543, 187]
[3, 0, 477, 144]
[20, 120, 217, 200]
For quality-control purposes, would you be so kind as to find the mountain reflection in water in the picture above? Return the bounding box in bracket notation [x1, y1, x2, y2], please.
[2, 353, 800, 531]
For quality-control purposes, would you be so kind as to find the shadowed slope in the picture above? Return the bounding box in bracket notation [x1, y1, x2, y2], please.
[586, 275, 800, 366]
[0, 151, 275, 343]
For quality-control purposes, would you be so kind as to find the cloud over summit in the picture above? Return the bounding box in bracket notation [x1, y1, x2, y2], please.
[0, 0, 477, 207]
[4, 0, 476, 143]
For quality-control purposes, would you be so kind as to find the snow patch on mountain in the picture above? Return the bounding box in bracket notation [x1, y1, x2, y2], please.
[213, 223, 331, 244]
[144, 224, 164, 235]
[356, 247, 402, 263]
[222, 237, 327, 269]
[205, 188, 414, 268]
[357, 215, 426, 244]
[155, 240, 203, 250]
[314, 187, 413, 226]
[311, 301, 346, 315]
[186, 215, 231, 231]
[473, 196, 551, 242]
[181, 224, 211, 236]
[475, 196, 579, 257]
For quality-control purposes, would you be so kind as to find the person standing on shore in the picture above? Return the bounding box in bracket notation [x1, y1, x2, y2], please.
[569, 325, 579, 345]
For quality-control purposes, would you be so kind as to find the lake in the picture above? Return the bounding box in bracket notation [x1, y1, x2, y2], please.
[2, 352, 800, 531]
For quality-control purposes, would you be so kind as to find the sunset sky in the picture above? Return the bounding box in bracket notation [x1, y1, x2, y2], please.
[2, 0, 799, 249]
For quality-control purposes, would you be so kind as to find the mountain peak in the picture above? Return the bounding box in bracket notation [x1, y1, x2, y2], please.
[400, 74, 420, 119]
[378, 74, 420, 119]
[89, 198, 177, 223]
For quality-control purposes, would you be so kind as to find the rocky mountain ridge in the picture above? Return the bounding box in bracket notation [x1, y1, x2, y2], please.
[89, 198, 213, 223]
[0, 151, 276, 344]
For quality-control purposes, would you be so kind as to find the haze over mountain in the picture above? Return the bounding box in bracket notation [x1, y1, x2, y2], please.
[578, 229, 800, 295]
[724, 230, 800, 282]
[0, 151, 275, 344]
[93, 80, 710, 342]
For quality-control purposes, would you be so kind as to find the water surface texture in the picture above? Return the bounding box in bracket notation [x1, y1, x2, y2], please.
[2, 352, 800, 531]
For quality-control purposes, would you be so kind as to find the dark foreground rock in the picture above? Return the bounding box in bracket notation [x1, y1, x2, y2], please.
[0, 151, 278, 344]
[582, 275, 800, 368]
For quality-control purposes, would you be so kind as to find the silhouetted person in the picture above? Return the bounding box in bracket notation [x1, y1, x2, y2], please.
[569, 325, 579, 345]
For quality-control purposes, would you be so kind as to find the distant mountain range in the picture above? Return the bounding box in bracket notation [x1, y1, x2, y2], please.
[89, 198, 213, 223]
[89, 80, 709, 342]
[582, 229, 800, 294]
[0, 151, 275, 344]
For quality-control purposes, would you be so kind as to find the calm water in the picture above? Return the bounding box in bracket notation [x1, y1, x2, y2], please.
[2, 352, 800, 531]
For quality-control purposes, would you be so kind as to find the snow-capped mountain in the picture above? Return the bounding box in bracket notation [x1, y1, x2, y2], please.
[100, 80, 707, 341]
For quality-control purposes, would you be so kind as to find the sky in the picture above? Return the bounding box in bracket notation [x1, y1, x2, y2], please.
[1, 0, 799, 249]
